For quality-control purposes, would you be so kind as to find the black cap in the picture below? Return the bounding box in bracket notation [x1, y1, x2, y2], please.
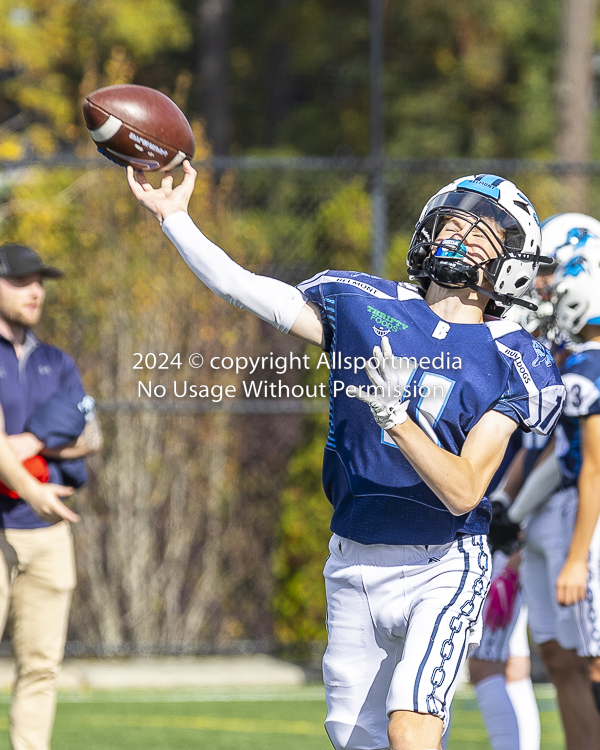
[0, 244, 63, 279]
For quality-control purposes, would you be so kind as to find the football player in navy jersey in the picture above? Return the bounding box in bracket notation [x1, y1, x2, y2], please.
[516, 246, 600, 750]
[127, 164, 564, 750]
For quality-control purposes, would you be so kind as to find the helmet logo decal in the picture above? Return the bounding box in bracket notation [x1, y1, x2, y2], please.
[456, 175, 501, 200]
[516, 191, 540, 226]
[552, 244, 600, 338]
[566, 227, 594, 246]
[563, 255, 587, 277]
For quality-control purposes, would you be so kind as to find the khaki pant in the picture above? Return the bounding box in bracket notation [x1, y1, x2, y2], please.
[0, 522, 76, 750]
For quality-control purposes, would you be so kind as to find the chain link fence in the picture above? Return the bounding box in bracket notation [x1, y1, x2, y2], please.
[1, 155, 597, 655]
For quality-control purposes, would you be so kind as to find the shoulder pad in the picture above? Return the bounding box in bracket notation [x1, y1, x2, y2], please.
[485, 319, 522, 340]
[396, 282, 422, 301]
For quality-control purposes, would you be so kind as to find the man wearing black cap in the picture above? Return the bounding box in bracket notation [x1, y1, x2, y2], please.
[0, 243, 101, 750]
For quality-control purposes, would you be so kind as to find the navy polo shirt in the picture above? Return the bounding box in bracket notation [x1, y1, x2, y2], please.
[0, 330, 84, 528]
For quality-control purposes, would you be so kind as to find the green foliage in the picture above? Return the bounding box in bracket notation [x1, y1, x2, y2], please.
[272, 411, 330, 649]
[0, 0, 584, 161]
[317, 177, 370, 269]
[385, 0, 561, 158]
[272, 353, 330, 652]
[0, 0, 191, 160]
[0, 147, 313, 646]
[223, 0, 566, 158]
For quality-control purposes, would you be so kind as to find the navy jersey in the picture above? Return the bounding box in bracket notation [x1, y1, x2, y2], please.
[521, 430, 552, 477]
[298, 271, 565, 545]
[556, 342, 600, 486]
[0, 331, 84, 529]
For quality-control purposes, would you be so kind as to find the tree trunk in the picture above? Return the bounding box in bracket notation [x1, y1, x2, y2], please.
[556, 0, 598, 210]
[198, 0, 233, 155]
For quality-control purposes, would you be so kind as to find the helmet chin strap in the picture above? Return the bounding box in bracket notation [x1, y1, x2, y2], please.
[468, 283, 539, 311]
[418, 258, 540, 311]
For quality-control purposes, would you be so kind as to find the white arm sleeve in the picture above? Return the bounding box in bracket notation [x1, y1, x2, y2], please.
[162, 212, 308, 333]
[507, 451, 562, 524]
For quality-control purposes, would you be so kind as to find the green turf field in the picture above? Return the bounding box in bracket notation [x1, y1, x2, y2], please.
[0, 685, 565, 749]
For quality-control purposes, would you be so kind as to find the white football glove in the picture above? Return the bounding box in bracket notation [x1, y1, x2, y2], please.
[348, 336, 410, 430]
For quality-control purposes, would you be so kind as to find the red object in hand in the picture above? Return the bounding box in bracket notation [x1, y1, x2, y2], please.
[483, 565, 520, 631]
[0, 455, 50, 498]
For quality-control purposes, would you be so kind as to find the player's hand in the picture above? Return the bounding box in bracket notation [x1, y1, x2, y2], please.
[487, 501, 522, 555]
[348, 337, 410, 430]
[483, 565, 519, 631]
[368, 335, 404, 389]
[556, 558, 588, 606]
[6, 432, 44, 462]
[352, 389, 410, 430]
[24, 483, 79, 524]
[127, 159, 197, 225]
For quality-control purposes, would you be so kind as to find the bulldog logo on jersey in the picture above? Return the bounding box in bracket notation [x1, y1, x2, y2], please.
[531, 339, 553, 368]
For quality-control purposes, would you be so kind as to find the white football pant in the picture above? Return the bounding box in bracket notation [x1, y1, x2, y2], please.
[323, 533, 491, 750]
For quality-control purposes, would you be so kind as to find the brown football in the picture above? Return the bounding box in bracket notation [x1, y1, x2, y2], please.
[82, 84, 195, 172]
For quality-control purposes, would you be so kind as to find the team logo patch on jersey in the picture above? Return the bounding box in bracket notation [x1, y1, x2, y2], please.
[367, 305, 408, 332]
[531, 339, 553, 368]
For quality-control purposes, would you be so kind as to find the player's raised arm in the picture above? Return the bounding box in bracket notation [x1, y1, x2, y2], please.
[127, 162, 325, 348]
[390, 406, 517, 516]
[353, 332, 564, 516]
[351, 338, 516, 514]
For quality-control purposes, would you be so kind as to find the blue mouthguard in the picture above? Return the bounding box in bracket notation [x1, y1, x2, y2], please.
[435, 238, 468, 259]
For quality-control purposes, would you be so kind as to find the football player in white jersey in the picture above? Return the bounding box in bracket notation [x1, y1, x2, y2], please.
[127, 164, 564, 750]
[518, 246, 600, 750]
[466, 212, 600, 750]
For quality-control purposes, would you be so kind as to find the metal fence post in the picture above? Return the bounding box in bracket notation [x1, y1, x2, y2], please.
[370, 0, 387, 277]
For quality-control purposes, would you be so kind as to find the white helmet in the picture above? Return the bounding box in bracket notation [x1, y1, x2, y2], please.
[407, 174, 545, 310]
[541, 212, 600, 265]
[552, 241, 600, 338]
[503, 292, 554, 334]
